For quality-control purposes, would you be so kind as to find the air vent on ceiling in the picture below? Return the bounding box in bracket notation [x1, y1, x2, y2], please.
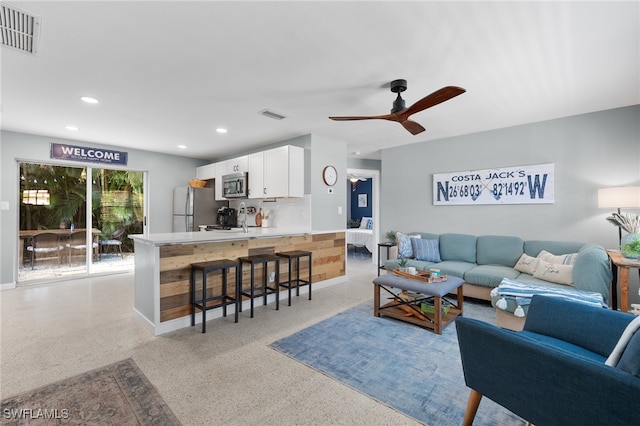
[260, 109, 286, 120]
[0, 2, 41, 55]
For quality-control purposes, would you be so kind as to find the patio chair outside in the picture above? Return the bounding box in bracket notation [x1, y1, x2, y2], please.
[99, 228, 125, 259]
[26, 233, 64, 270]
[66, 231, 99, 264]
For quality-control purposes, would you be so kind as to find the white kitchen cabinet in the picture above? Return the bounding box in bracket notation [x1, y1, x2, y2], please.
[195, 163, 216, 180]
[226, 156, 248, 174]
[248, 152, 264, 199]
[287, 146, 304, 197]
[214, 160, 226, 200]
[263, 145, 304, 198]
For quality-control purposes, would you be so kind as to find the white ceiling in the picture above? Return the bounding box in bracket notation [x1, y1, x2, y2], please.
[2, 1, 638, 161]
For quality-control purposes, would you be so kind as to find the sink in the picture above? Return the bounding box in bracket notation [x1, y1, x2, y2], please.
[207, 227, 252, 234]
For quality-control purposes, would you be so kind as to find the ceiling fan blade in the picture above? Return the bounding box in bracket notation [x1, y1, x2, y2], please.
[400, 86, 466, 119]
[329, 114, 394, 121]
[401, 120, 426, 135]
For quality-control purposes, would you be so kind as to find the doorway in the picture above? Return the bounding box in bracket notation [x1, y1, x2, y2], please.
[18, 162, 144, 283]
[346, 168, 380, 267]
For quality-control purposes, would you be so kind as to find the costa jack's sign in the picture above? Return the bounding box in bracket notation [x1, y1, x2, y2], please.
[433, 163, 554, 205]
[50, 143, 128, 166]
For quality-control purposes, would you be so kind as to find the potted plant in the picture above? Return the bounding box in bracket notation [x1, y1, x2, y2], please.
[606, 212, 640, 259]
[398, 258, 409, 273]
[385, 230, 397, 244]
[621, 238, 640, 259]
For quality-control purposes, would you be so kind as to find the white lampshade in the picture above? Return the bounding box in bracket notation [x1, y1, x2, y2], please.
[597, 186, 640, 209]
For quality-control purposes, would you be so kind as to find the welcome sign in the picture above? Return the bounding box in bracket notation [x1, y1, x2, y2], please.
[433, 163, 554, 205]
[50, 143, 128, 165]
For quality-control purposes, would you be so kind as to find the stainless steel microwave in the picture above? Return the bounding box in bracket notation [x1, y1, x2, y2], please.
[222, 172, 248, 198]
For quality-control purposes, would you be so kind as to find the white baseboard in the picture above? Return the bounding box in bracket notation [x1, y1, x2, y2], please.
[1, 282, 17, 290]
[132, 308, 157, 335]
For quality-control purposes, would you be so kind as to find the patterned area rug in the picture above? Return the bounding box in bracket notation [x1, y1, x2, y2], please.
[270, 300, 525, 425]
[1, 358, 179, 425]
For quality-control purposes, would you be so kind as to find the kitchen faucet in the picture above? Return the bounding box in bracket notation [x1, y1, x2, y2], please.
[239, 201, 248, 233]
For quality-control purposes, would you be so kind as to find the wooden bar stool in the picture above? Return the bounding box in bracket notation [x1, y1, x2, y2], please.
[276, 250, 312, 306]
[190, 258, 240, 333]
[238, 254, 280, 318]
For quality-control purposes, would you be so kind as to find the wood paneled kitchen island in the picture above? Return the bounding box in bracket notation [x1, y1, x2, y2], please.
[130, 229, 346, 335]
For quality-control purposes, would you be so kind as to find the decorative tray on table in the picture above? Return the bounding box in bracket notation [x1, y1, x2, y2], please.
[392, 269, 448, 283]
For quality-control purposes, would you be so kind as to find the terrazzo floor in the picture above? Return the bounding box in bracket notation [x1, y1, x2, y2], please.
[1, 255, 425, 425]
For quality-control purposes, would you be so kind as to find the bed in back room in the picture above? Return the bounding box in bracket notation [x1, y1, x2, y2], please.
[346, 217, 373, 253]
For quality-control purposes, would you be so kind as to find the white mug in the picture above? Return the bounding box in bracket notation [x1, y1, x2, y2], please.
[407, 266, 416, 275]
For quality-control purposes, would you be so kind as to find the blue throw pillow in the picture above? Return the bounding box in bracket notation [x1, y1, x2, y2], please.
[412, 238, 442, 262]
[366, 218, 373, 229]
[396, 232, 413, 258]
[616, 329, 640, 378]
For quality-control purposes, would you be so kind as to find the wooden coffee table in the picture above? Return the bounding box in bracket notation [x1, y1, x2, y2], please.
[373, 272, 464, 334]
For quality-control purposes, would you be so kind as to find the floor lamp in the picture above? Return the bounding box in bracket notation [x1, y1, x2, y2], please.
[597, 186, 640, 246]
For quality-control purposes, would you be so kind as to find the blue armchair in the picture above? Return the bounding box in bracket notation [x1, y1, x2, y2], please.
[456, 295, 640, 425]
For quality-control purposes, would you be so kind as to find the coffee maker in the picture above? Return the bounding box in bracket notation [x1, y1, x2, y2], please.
[217, 207, 237, 228]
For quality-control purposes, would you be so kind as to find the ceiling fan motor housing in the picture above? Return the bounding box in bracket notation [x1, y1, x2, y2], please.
[391, 80, 407, 114]
[390, 79, 407, 93]
[390, 79, 407, 113]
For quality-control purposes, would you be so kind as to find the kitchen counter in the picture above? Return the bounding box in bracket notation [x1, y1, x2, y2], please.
[131, 228, 346, 335]
[129, 226, 314, 245]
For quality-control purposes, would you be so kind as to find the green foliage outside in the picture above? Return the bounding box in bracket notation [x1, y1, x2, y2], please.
[20, 164, 143, 252]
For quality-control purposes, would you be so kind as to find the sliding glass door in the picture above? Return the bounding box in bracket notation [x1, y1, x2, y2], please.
[90, 168, 144, 274]
[18, 162, 144, 283]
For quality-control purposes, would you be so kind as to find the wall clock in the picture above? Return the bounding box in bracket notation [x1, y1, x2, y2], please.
[322, 165, 338, 186]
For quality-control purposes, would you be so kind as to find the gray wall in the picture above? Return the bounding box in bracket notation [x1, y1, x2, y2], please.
[348, 158, 381, 171]
[0, 130, 205, 285]
[381, 105, 640, 303]
[310, 134, 348, 230]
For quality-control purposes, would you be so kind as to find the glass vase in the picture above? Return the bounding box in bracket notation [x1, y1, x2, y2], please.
[621, 233, 640, 259]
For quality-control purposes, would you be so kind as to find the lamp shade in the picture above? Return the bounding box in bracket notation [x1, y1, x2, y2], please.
[597, 186, 640, 209]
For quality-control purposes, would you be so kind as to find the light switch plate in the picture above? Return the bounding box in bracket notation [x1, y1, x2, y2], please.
[0, 201, 9, 210]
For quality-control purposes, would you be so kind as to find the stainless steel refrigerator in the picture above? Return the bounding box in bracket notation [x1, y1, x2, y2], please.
[172, 187, 226, 232]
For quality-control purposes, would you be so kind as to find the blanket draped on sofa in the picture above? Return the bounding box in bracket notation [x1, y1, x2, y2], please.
[492, 278, 607, 317]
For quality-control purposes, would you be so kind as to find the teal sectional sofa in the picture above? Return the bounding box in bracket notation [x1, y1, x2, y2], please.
[384, 233, 612, 329]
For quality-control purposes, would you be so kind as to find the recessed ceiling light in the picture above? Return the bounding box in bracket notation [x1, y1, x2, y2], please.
[65, 125, 79, 131]
[353, 151, 361, 155]
[216, 128, 227, 134]
[177, 145, 187, 149]
[80, 96, 99, 104]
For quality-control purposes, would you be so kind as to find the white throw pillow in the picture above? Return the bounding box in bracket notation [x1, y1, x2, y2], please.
[514, 253, 539, 275]
[533, 259, 574, 286]
[359, 217, 372, 229]
[396, 232, 413, 258]
[537, 249, 578, 265]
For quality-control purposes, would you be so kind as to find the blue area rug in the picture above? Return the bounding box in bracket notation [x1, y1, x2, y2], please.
[270, 300, 524, 425]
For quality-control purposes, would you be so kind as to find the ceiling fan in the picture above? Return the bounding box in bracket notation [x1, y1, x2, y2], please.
[347, 173, 367, 191]
[329, 79, 465, 135]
